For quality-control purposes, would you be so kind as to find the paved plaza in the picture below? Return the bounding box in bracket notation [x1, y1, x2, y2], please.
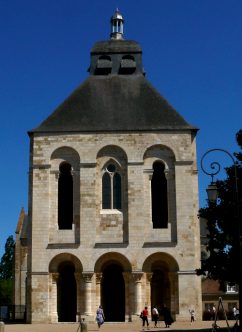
[2, 320, 235, 332]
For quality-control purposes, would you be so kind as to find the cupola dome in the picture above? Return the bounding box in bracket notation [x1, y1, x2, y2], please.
[110, 8, 124, 40]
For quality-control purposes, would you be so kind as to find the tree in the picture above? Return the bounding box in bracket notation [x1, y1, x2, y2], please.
[0, 235, 15, 280]
[197, 130, 242, 289]
[0, 235, 15, 305]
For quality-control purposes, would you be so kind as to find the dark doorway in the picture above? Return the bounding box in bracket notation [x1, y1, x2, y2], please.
[57, 263, 77, 322]
[151, 269, 170, 317]
[101, 264, 125, 321]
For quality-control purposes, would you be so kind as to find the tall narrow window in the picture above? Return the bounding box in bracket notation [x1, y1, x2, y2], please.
[58, 162, 73, 229]
[151, 161, 168, 228]
[102, 163, 121, 209]
[102, 172, 111, 209]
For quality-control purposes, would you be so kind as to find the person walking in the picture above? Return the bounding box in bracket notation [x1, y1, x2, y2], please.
[163, 304, 173, 328]
[234, 307, 240, 321]
[233, 305, 237, 318]
[152, 305, 159, 327]
[96, 305, 105, 328]
[141, 306, 149, 329]
[212, 305, 216, 320]
[233, 305, 239, 321]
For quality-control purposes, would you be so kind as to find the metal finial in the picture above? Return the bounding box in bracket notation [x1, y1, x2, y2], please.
[110, 9, 124, 40]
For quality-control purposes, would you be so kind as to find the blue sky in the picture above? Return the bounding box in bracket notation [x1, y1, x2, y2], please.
[0, 0, 241, 257]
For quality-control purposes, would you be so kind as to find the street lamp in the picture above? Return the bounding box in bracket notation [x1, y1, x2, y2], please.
[205, 182, 218, 203]
[200, 148, 241, 329]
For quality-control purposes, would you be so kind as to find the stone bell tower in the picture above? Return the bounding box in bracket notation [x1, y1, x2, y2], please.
[15, 9, 202, 323]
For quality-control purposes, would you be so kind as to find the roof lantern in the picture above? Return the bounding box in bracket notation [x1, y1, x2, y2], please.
[110, 8, 124, 40]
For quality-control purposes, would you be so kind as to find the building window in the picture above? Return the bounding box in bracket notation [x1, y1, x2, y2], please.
[226, 284, 237, 293]
[95, 55, 112, 75]
[102, 163, 121, 209]
[58, 162, 73, 229]
[119, 55, 136, 75]
[151, 161, 168, 228]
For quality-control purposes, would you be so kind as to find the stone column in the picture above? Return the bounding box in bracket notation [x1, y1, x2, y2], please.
[51, 273, 59, 323]
[146, 273, 153, 309]
[132, 272, 143, 315]
[75, 273, 81, 322]
[82, 272, 94, 316]
[122, 272, 131, 320]
[95, 273, 103, 309]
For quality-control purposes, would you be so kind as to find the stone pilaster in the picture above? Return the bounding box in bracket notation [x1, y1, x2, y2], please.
[75, 272, 81, 322]
[146, 273, 153, 308]
[95, 273, 103, 309]
[50, 273, 59, 323]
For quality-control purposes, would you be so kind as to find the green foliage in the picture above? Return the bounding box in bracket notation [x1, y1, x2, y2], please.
[0, 279, 13, 305]
[197, 130, 242, 287]
[0, 235, 15, 305]
[0, 235, 15, 280]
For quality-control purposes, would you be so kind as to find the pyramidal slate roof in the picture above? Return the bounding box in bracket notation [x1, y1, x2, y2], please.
[31, 74, 196, 133]
[30, 17, 197, 134]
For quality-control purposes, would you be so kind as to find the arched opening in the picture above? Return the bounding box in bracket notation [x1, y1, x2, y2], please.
[58, 162, 73, 229]
[57, 262, 77, 322]
[101, 264, 125, 321]
[143, 253, 178, 320]
[151, 269, 170, 317]
[95, 56, 112, 75]
[151, 161, 168, 228]
[119, 55, 136, 75]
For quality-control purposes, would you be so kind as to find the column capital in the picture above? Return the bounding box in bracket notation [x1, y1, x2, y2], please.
[122, 272, 131, 282]
[146, 272, 153, 282]
[74, 272, 81, 281]
[82, 272, 94, 283]
[96, 273, 103, 284]
[51, 170, 60, 181]
[52, 272, 59, 282]
[131, 271, 144, 282]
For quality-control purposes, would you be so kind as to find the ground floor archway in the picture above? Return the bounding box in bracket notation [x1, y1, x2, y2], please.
[151, 269, 171, 317]
[57, 262, 77, 322]
[101, 263, 125, 321]
[143, 252, 179, 320]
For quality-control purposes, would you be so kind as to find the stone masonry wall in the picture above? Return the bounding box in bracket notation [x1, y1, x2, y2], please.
[27, 130, 202, 322]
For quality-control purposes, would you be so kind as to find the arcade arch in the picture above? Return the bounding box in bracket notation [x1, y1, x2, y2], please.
[94, 252, 131, 322]
[143, 252, 179, 317]
[143, 145, 177, 233]
[49, 254, 82, 322]
[50, 147, 80, 235]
